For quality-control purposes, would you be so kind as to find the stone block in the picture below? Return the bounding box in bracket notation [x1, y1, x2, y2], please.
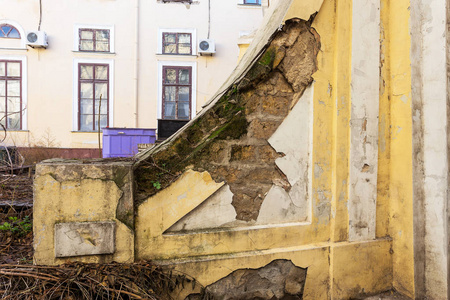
[55, 221, 115, 258]
[230, 145, 257, 162]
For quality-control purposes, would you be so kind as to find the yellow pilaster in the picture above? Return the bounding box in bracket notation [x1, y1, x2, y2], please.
[383, 0, 415, 297]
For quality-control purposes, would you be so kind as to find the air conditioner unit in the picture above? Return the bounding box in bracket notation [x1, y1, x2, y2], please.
[26, 31, 48, 48]
[198, 39, 215, 55]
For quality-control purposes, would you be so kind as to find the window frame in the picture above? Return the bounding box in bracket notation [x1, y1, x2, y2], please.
[0, 20, 26, 49]
[73, 58, 114, 132]
[157, 28, 196, 55]
[78, 28, 110, 53]
[77, 63, 110, 131]
[161, 66, 192, 120]
[157, 61, 197, 120]
[73, 24, 115, 53]
[0, 60, 22, 130]
[0, 56, 27, 131]
[162, 32, 192, 55]
[0, 24, 21, 39]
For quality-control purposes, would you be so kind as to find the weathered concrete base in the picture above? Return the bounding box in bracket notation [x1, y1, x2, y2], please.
[157, 239, 392, 300]
[33, 159, 135, 265]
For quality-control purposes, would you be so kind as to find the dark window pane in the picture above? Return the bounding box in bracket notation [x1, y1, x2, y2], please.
[178, 87, 190, 102]
[96, 114, 108, 130]
[164, 69, 176, 84]
[0, 97, 5, 112]
[164, 102, 176, 119]
[164, 44, 177, 54]
[178, 34, 190, 44]
[8, 28, 20, 38]
[80, 83, 93, 99]
[80, 65, 94, 79]
[8, 113, 20, 130]
[178, 44, 191, 54]
[96, 41, 109, 52]
[164, 86, 176, 102]
[7, 81, 20, 97]
[7, 63, 20, 77]
[80, 100, 93, 114]
[95, 66, 108, 80]
[96, 30, 109, 41]
[178, 102, 190, 119]
[0, 81, 5, 97]
[7, 97, 20, 113]
[80, 40, 94, 51]
[164, 34, 176, 43]
[80, 30, 93, 39]
[95, 83, 108, 99]
[179, 69, 190, 84]
[94, 100, 108, 115]
[80, 115, 93, 131]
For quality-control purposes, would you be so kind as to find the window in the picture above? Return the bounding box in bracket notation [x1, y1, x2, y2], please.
[78, 63, 109, 131]
[158, 29, 196, 55]
[162, 66, 192, 120]
[163, 33, 192, 55]
[79, 29, 110, 52]
[0, 24, 20, 39]
[0, 61, 22, 130]
[244, 0, 261, 4]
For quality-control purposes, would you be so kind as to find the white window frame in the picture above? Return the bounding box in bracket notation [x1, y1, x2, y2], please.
[0, 55, 27, 130]
[73, 24, 115, 53]
[0, 20, 27, 49]
[157, 28, 197, 55]
[72, 58, 114, 131]
[157, 61, 197, 120]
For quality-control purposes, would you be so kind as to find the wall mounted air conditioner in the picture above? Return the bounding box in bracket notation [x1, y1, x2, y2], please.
[198, 39, 215, 55]
[26, 31, 48, 48]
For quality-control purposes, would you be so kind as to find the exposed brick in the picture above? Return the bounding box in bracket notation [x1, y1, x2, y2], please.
[208, 142, 229, 164]
[245, 167, 281, 184]
[230, 145, 257, 162]
[232, 193, 264, 221]
[261, 95, 290, 115]
[258, 145, 279, 163]
[244, 93, 261, 116]
[248, 119, 280, 139]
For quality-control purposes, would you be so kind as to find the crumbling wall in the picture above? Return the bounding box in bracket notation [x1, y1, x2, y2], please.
[33, 159, 135, 265]
[135, 18, 320, 222]
[186, 259, 307, 300]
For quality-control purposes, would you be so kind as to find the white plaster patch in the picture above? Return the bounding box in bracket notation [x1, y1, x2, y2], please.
[348, 0, 380, 242]
[167, 185, 236, 232]
[257, 183, 309, 224]
[258, 84, 313, 224]
[54, 221, 115, 258]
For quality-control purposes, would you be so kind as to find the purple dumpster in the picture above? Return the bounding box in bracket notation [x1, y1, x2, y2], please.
[102, 128, 156, 158]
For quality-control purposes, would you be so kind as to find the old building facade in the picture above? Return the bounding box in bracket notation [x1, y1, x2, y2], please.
[0, 0, 265, 153]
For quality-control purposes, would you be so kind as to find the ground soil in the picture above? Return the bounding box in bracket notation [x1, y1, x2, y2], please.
[0, 172, 34, 264]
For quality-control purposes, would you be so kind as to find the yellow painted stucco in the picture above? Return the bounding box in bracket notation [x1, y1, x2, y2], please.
[380, 0, 415, 297]
[33, 165, 134, 266]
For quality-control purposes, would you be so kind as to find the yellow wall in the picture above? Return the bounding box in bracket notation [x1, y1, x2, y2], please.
[381, 0, 415, 297]
[33, 0, 421, 298]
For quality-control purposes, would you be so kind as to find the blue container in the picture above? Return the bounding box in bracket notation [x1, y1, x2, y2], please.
[102, 128, 156, 158]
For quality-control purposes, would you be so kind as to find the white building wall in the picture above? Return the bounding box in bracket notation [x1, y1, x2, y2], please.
[0, 0, 264, 149]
